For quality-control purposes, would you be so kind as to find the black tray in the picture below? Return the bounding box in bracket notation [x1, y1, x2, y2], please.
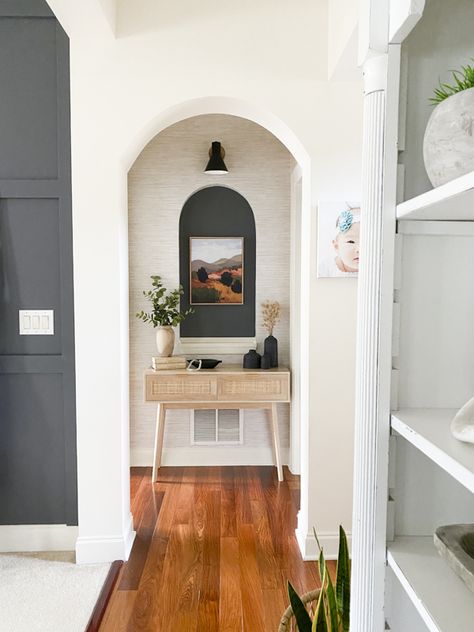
[187, 358, 222, 369]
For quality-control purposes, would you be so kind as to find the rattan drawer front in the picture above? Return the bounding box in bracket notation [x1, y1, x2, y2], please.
[146, 375, 218, 401]
[217, 374, 289, 402]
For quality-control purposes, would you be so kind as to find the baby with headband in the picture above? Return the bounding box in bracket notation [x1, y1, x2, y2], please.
[333, 207, 360, 274]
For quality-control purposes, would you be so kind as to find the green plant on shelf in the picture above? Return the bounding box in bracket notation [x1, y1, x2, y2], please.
[286, 526, 350, 632]
[136, 275, 193, 327]
[430, 60, 474, 104]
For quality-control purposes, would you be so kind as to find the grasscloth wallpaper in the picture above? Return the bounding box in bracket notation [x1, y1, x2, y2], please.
[129, 114, 292, 465]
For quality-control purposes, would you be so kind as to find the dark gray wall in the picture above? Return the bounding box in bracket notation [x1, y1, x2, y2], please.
[179, 186, 256, 337]
[0, 0, 77, 525]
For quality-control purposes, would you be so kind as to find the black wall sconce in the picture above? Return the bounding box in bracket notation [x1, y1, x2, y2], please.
[204, 141, 228, 175]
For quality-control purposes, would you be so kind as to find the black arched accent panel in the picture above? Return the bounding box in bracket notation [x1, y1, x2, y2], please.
[179, 186, 256, 337]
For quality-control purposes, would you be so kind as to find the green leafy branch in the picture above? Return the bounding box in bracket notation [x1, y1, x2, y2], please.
[136, 275, 193, 328]
[430, 61, 474, 105]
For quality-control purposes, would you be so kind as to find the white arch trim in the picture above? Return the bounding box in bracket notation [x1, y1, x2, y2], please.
[122, 96, 311, 174]
[124, 96, 311, 556]
[107, 96, 311, 562]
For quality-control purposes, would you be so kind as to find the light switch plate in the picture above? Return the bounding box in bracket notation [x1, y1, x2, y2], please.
[19, 310, 54, 335]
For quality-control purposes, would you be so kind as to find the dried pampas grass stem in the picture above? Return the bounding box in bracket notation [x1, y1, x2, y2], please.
[261, 301, 281, 336]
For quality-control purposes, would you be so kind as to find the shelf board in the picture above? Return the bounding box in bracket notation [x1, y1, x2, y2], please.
[387, 537, 474, 632]
[391, 409, 474, 494]
[397, 171, 474, 220]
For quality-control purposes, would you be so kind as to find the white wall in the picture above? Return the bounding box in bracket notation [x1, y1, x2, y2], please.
[129, 114, 292, 467]
[46, 0, 363, 562]
[98, 0, 116, 31]
[328, 0, 359, 79]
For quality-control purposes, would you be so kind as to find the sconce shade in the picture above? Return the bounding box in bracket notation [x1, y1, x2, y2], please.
[205, 141, 228, 174]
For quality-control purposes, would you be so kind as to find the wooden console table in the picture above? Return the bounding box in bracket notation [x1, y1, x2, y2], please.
[144, 366, 290, 482]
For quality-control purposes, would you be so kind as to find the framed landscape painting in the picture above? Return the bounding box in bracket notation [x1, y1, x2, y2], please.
[190, 237, 244, 304]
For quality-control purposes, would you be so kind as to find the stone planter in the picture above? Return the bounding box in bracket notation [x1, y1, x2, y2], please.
[434, 524, 474, 594]
[423, 87, 474, 187]
[155, 326, 175, 357]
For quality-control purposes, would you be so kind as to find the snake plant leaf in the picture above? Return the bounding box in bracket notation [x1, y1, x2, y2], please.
[335, 525, 351, 632]
[311, 590, 329, 632]
[318, 548, 326, 586]
[325, 567, 338, 632]
[313, 527, 327, 591]
[288, 581, 312, 632]
[313, 526, 323, 553]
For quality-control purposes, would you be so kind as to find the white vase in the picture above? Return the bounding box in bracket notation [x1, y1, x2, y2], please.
[155, 326, 175, 357]
[423, 87, 474, 187]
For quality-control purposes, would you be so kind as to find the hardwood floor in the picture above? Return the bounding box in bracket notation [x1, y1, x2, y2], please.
[100, 466, 331, 632]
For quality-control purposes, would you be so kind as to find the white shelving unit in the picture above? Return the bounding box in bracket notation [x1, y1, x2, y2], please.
[352, 2, 474, 630]
[387, 180, 474, 621]
[387, 537, 474, 632]
[391, 409, 474, 494]
[383, 6, 474, 629]
[396, 171, 474, 221]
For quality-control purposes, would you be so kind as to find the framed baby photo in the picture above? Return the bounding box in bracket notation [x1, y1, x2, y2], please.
[190, 237, 244, 304]
[317, 202, 360, 278]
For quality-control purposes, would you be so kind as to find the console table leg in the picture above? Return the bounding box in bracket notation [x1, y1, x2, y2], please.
[152, 403, 166, 482]
[270, 403, 283, 482]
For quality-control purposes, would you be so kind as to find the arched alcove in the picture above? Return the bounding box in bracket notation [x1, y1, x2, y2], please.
[179, 186, 256, 337]
[75, 97, 313, 564]
[128, 114, 295, 474]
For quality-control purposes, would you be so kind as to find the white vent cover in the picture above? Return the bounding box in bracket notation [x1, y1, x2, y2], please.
[191, 409, 242, 445]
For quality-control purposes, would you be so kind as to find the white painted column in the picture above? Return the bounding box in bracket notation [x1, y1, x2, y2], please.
[350, 53, 391, 632]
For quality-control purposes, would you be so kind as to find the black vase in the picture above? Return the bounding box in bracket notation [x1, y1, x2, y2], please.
[243, 349, 261, 369]
[264, 335, 278, 368]
[261, 352, 271, 370]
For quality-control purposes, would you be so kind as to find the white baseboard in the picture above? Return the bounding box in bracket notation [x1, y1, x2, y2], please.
[0, 524, 78, 553]
[295, 526, 352, 561]
[75, 512, 135, 565]
[131, 446, 289, 467]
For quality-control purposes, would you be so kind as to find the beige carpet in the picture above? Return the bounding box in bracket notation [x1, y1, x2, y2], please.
[0, 552, 110, 632]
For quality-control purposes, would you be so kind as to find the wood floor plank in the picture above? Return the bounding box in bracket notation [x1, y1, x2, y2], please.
[263, 586, 288, 631]
[130, 473, 148, 522]
[119, 489, 164, 590]
[126, 480, 181, 630]
[247, 465, 265, 501]
[202, 489, 220, 566]
[100, 466, 325, 632]
[251, 499, 280, 590]
[179, 465, 198, 485]
[234, 466, 253, 526]
[221, 468, 237, 537]
[129, 469, 145, 508]
[197, 564, 220, 632]
[99, 590, 136, 632]
[173, 479, 194, 525]
[197, 489, 221, 631]
[199, 465, 222, 490]
[286, 535, 321, 596]
[158, 523, 202, 632]
[219, 537, 243, 632]
[264, 478, 294, 568]
[238, 523, 266, 632]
